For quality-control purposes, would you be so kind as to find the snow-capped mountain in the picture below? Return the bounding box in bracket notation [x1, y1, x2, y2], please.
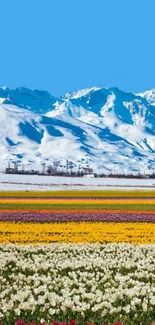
[0, 86, 155, 173]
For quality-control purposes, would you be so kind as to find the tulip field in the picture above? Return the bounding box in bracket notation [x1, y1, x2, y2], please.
[1, 190, 155, 325]
[0, 190, 155, 244]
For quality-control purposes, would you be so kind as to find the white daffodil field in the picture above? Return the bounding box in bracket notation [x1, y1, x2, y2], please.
[1, 190, 155, 325]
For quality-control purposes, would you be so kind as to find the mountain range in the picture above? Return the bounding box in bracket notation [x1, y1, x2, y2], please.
[0, 86, 155, 174]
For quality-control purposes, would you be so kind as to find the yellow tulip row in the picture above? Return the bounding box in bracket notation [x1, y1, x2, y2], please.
[0, 221, 154, 244]
[0, 190, 155, 197]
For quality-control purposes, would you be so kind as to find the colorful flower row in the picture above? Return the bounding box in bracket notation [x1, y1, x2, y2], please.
[0, 197, 154, 200]
[11, 319, 151, 325]
[1, 211, 155, 222]
[0, 190, 155, 197]
[0, 221, 155, 243]
[13, 320, 126, 325]
[0, 320, 138, 325]
[0, 198, 155, 205]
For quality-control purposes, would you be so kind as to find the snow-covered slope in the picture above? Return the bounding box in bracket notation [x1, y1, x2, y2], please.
[0, 86, 155, 173]
[137, 89, 155, 106]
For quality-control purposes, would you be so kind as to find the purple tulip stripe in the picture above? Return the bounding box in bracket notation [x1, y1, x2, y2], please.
[0, 211, 155, 223]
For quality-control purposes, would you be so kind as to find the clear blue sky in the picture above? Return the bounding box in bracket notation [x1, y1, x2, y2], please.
[0, 0, 154, 96]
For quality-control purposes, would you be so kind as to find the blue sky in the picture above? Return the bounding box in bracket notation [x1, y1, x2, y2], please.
[0, 0, 154, 96]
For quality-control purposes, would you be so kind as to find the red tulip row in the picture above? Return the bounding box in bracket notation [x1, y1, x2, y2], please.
[0, 320, 153, 325]
[14, 320, 124, 325]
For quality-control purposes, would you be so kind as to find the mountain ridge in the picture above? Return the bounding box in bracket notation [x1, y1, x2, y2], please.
[0, 86, 155, 173]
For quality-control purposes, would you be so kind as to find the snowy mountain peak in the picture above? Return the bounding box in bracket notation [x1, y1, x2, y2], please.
[137, 89, 155, 106]
[0, 85, 155, 173]
[0, 87, 59, 113]
[65, 87, 100, 99]
[1, 86, 8, 91]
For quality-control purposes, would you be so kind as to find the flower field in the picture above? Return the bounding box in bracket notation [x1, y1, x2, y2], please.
[1, 243, 155, 325]
[1, 190, 155, 325]
[0, 192, 155, 244]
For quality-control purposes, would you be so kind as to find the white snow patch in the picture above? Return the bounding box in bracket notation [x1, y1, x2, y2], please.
[0, 174, 154, 191]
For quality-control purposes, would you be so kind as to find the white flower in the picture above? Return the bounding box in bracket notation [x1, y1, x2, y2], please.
[142, 302, 148, 312]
